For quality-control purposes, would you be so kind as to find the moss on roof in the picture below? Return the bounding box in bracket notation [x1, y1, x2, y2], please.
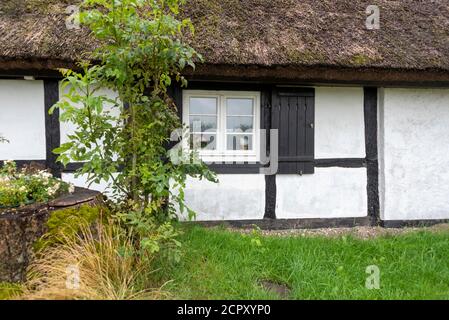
[0, 0, 448, 71]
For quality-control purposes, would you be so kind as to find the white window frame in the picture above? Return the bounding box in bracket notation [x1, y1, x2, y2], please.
[182, 90, 261, 163]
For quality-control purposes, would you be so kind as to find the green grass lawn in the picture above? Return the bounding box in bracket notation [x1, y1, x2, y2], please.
[161, 225, 449, 300]
[3, 225, 449, 300]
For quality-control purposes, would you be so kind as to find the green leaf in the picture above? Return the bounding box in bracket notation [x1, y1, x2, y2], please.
[53, 143, 73, 155]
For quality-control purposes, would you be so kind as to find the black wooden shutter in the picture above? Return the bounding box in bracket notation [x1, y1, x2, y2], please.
[271, 87, 315, 174]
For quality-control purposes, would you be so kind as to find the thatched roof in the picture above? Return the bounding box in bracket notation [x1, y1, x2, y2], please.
[0, 0, 448, 83]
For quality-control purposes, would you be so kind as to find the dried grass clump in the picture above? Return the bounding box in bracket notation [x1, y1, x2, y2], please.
[20, 223, 167, 300]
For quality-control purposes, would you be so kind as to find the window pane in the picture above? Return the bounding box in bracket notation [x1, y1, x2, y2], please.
[190, 97, 217, 115]
[226, 116, 253, 133]
[227, 98, 253, 115]
[189, 115, 217, 132]
[226, 134, 253, 151]
[190, 133, 216, 150]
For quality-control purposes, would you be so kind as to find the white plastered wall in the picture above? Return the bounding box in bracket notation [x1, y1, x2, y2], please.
[379, 88, 449, 220]
[181, 174, 265, 221]
[0, 80, 46, 160]
[276, 168, 367, 218]
[315, 87, 365, 158]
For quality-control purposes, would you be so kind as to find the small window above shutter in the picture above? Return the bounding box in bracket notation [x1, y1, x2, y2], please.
[271, 88, 315, 174]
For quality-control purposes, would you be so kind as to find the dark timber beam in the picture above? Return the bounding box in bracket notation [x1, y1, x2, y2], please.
[261, 88, 276, 219]
[382, 219, 449, 228]
[44, 80, 61, 177]
[264, 175, 276, 219]
[2, 61, 449, 86]
[192, 216, 371, 230]
[364, 87, 380, 226]
[186, 65, 449, 88]
[314, 158, 366, 168]
[0, 160, 47, 169]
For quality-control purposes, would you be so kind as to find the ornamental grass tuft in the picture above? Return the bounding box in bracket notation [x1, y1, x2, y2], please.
[21, 221, 167, 300]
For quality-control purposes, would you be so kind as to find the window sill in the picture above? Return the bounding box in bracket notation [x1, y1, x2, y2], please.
[206, 162, 265, 174]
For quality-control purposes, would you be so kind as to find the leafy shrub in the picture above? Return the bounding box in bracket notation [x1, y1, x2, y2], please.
[115, 205, 182, 262]
[51, 0, 217, 217]
[0, 183, 28, 208]
[35, 204, 108, 251]
[49, 0, 217, 265]
[0, 160, 75, 208]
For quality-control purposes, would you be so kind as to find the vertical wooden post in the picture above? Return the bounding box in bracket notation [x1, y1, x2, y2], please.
[364, 87, 380, 225]
[44, 80, 61, 177]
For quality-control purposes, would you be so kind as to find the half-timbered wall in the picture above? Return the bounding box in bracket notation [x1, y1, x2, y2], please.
[183, 86, 370, 221]
[6, 77, 449, 227]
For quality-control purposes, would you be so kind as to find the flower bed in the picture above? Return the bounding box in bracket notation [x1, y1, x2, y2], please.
[0, 161, 75, 209]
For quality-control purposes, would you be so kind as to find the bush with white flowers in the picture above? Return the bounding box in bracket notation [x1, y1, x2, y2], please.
[0, 160, 75, 209]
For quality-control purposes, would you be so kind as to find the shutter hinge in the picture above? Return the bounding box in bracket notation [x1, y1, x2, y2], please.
[309, 123, 314, 128]
[298, 170, 303, 176]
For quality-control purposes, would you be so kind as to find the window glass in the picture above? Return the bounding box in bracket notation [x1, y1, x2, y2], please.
[226, 116, 253, 133]
[190, 133, 216, 150]
[189, 97, 218, 150]
[189, 115, 217, 132]
[226, 98, 254, 150]
[226, 98, 253, 115]
[226, 134, 253, 151]
[189, 97, 217, 114]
